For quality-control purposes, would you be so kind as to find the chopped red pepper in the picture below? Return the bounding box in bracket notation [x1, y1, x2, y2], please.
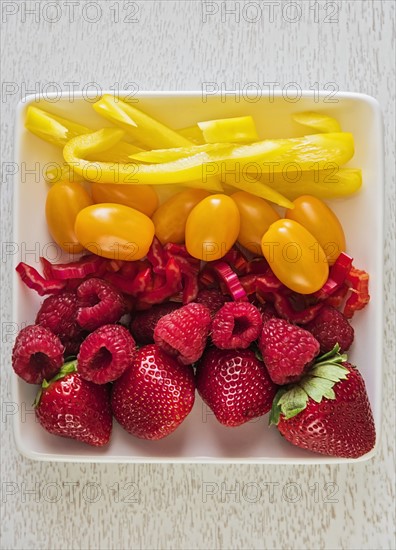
[147, 237, 171, 274]
[16, 262, 66, 296]
[222, 247, 249, 273]
[212, 261, 248, 302]
[272, 292, 324, 324]
[314, 252, 353, 300]
[136, 258, 182, 306]
[40, 254, 107, 280]
[324, 283, 349, 308]
[343, 267, 370, 318]
[245, 258, 269, 275]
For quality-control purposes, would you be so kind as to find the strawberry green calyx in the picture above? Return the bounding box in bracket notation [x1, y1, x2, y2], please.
[33, 360, 78, 408]
[269, 344, 350, 425]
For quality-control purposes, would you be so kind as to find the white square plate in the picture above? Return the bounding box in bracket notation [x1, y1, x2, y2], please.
[12, 91, 384, 463]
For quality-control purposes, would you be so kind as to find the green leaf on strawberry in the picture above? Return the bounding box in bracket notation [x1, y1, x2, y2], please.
[33, 360, 77, 408]
[269, 345, 350, 425]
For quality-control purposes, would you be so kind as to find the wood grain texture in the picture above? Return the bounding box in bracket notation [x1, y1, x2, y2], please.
[1, 1, 395, 549]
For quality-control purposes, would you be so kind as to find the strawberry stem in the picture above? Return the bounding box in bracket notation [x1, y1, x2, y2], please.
[33, 360, 78, 408]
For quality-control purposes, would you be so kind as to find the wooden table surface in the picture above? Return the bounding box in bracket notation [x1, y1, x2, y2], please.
[1, 1, 395, 549]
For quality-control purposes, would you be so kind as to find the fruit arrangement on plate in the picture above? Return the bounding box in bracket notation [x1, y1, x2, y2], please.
[13, 98, 375, 459]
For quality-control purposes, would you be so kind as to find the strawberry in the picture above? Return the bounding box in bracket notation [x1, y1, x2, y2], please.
[34, 361, 112, 447]
[111, 345, 195, 440]
[196, 348, 277, 427]
[270, 345, 376, 458]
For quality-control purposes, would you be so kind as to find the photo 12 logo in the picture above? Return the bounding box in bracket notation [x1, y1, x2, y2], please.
[201, 1, 340, 24]
[1, 2, 140, 24]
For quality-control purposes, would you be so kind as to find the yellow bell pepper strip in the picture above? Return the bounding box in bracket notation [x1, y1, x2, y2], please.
[63, 129, 224, 192]
[63, 129, 354, 199]
[224, 168, 362, 200]
[44, 164, 85, 185]
[130, 132, 354, 170]
[92, 94, 192, 149]
[25, 106, 142, 163]
[130, 143, 235, 163]
[224, 178, 294, 209]
[198, 116, 259, 143]
[25, 106, 91, 147]
[292, 111, 341, 133]
[177, 125, 205, 144]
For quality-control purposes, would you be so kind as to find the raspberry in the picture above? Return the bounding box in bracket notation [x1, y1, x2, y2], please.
[12, 325, 64, 384]
[130, 302, 180, 345]
[76, 278, 127, 331]
[77, 324, 136, 384]
[35, 292, 86, 356]
[196, 289, 228, 317]
[154, 303, 211, 365]
[305, 306, 354, 353]
[211, 302, 262, 349]
[259, 318, 320, 385]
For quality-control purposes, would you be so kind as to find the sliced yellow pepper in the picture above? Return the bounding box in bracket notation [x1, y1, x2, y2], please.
[44, 164, 85, 185]
[92, 94, 192, 149]
[198, 116, 259, 143]
[63, 129, 224, 192]
[224, 168, 362, 200]
[177, 125, 205, 144]
[25, 106, 142, 163]
[131, 143, 235, 163]
[130, 132, 354, 171]
[292, 111, 341, 133]
[63, 129, 354, 200]
[25, 106, 91, 146]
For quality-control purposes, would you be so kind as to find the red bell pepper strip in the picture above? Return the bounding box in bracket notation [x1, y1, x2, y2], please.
[343, 267, 370, 318]
[314, 252, 353, 300]
[147, 237, 171, 275]
[272, 292, 324, 324]
[136, 258, 182, 305]
[16, 262, 67, 296]
[324, 283, 349, 309]
[40, 254, 107, 280]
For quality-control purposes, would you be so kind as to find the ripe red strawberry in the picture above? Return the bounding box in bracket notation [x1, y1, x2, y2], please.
[34, 361, 112, 446]
[130, 302, 179, 345]
[305, 305, 354, 353]
[270, 346, 376, 458]
[196, 348, 277, 427]
[259, 318, 320, 385]
[154, 302, 211, 364]
[111, 345, 195, 440]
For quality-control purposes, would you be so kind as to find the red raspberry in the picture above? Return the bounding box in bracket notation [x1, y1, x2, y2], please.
[196, 289, 228, 317]
[211, 302, 262, 349]
[77, 324, 136, 384]
[35, 292, 86, 356]
[196, 348, 277, 427]
[305, 306, 354, 353]
[12, 325, 64, 384]
[76, 278, 127, 331]
[154, 303, 211, 365]
[130, 302, 180, 345]
[259, 318, 320, 385]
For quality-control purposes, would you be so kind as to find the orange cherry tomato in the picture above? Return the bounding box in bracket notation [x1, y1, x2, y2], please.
[261, 219, 329, 294]
[285, 195, 346, 265]
[231, 191, 280, 255]
[185, 194, 240, 261]
[91, 182, 158, 217]
[75, 203, 154, 261]
[45, 181, 92, 254]
[151, 189, 210, 245]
